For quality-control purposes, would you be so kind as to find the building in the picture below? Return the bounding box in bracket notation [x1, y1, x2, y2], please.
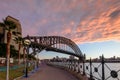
[0, 16, 23, 54]
[69, 55, 75, 60]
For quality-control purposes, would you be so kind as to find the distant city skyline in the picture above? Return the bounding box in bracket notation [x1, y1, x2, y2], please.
[0, 0, 120, 59]
[39, 40, 120, 59]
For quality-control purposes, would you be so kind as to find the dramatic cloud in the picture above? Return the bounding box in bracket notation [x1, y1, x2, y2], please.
[74, 0, 120, 43]
[0, 0, 120, 44]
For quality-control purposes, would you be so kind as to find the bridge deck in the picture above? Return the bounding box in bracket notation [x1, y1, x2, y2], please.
[18, 63, 79, 80]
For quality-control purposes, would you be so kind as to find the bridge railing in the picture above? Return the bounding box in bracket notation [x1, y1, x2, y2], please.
[47, 55, 120, 80]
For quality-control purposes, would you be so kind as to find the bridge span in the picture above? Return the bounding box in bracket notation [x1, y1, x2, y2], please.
[24, 35, 83, 59]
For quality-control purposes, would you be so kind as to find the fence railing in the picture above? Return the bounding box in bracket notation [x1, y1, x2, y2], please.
[47, 55, 120, 80]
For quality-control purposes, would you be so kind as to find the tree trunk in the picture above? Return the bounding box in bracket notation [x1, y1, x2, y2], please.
[18, 43, 21, 65]
[23, 47, 26, 64]
[6, 31, 11, 57]
[6, 31, 11, 80]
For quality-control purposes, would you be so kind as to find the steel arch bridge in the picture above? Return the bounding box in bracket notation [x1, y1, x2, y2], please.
[24, 36, 83, 59]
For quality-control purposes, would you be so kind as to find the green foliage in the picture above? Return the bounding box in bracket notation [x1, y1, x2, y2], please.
[28, 54, 36, 60]
[0, 22, 5, 27]
[0, 19, 16, 31]
[12, 31, 21, 36]
[0, 43, 18, 58]
[0, 43, 36, 59]
[0, 43, 6, 57]
[13, 36, 23, 44]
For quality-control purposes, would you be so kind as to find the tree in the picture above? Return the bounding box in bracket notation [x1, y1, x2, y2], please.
[13, 36, 23, 64]
[0, 18, 17, 80]
[23, 47, 26, 64]
[0, 43, 18, 58]
[28, 54, 36, 60]
[10, 45, 18, 58]
[0, 43, 6, 57]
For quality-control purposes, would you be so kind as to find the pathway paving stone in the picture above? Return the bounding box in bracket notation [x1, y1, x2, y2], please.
[18, 63, 79, 80]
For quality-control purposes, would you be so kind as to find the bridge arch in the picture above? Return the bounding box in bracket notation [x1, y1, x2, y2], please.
[24, 36, 83, 59]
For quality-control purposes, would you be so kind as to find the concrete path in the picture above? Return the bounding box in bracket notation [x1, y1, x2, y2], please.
[18, 63, 79, 80]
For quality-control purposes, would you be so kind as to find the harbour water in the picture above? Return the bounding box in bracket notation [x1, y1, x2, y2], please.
[79, 63, 120, 80]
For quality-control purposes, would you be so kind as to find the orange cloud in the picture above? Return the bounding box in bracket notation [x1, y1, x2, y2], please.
[73, 6, 120, 44]
[24, 0, 120, 44]
[1, 0, 119, 45]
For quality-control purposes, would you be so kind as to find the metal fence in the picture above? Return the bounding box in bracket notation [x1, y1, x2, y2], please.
[47, 55, 120, 80]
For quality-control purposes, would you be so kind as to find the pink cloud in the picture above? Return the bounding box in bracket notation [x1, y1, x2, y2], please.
[38, 0, 120, 44]
[74, 6, 120, 44]
[0, 0, 120, 44]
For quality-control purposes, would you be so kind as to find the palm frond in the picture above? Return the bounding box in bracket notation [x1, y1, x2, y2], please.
[0, 22, 5, 27]
[14, 36, 23, 44]
[12, 31, 21, 36]
[12, 31, 17, 35]
[7, 21, 16, 30]
[0, 22, 9, 30]
[16, 32, 21, 35]
[13, 37, 18, 44]
[1, 18, 17, 30]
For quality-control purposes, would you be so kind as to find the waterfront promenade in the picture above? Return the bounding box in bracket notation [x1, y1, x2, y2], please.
[18, 63, 78, 80]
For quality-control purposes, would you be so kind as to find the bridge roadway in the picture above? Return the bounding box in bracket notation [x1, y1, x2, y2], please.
[18, 63, 79, 80]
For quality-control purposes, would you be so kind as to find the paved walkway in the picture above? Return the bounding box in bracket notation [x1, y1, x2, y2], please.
[18, 63, 79, 80]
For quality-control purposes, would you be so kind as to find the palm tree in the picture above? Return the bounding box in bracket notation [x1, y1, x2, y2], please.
[14, 36, 23, 64]
[0, 19, 17, 80]
[14, 37, 28, 64]
[23, 47, 27, 64]
[0, 43, 18, 58]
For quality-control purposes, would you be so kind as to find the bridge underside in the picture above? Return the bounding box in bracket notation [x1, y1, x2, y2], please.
[29, 42, 81, 58]
[24, 36, 83, 59]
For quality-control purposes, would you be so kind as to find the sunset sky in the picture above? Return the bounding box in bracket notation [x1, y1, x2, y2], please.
[0, 0, 120, 59]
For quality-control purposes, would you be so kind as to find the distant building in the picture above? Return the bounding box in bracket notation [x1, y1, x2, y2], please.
[0, 16, 23, 54]
[69, 55, 75, 60]
[56, 56, 59, 60]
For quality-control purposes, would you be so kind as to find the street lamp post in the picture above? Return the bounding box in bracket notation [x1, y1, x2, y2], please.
[25, 47, 29, 77]
[24, 39, 31, 78]
[37, 54, 39, 68]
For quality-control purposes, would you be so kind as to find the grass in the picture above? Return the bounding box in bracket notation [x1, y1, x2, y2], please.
[0, 65, 34, 80]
